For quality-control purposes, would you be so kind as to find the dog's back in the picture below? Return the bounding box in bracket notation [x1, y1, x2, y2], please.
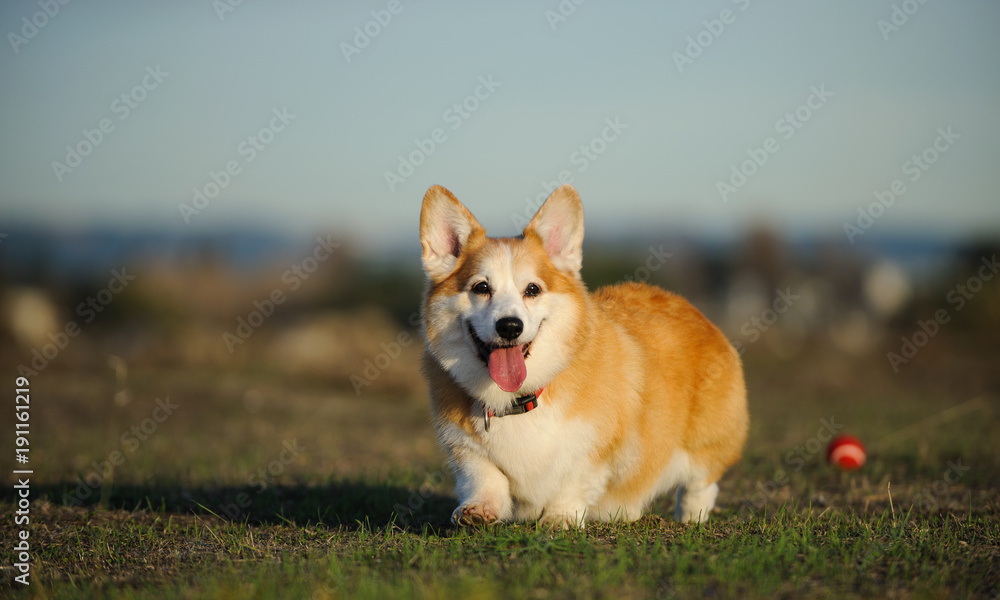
[586, 282, 748, 519]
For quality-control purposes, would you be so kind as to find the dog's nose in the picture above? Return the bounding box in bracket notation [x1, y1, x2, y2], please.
[495, 317, 523, 341]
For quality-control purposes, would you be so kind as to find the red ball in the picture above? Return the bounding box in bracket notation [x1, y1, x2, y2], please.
[827, 434, 866, 470]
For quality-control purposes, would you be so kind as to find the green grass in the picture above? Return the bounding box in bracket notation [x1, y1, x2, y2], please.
[6, 504, 998, 599]
[2, 338, 999, 599]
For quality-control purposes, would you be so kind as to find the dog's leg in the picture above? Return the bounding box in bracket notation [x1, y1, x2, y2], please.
[539, 465, 612, 528]
[451, 451, 513, 527]
[538, 481, 593, 529]
[674, 480, 719, 523]
[590, 500, 644, 523]
[513, 500, 543, 522]
[538, 504, 588, 530]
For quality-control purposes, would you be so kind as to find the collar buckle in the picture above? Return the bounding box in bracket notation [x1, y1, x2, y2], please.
[482, 388, 543, 432]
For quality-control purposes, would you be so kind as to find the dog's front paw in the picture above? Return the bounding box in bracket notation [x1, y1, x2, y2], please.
[452, 503, 500, 527]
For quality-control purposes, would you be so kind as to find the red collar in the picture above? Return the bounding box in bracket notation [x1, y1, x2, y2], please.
[483, 388, 543, 432]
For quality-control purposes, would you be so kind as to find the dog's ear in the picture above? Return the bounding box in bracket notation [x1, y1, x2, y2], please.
[524, 184, 584, 274]
[420, 185, 484, 281]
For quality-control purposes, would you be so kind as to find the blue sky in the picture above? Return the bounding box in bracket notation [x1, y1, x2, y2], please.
[1, 0, 998, 249]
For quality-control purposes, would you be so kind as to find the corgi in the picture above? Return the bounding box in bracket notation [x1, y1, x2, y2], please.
[419, 184, 748, 527]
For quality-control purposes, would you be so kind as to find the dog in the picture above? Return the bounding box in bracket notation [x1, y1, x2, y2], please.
[418, 184, 748, 527]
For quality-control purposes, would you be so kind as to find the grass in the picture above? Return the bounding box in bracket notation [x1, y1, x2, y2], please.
[2, 336, 999, 598]
[7, 503, 998, 598]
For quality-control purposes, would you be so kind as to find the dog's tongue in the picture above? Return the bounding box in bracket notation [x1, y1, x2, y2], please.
[488, 346, 527, 392]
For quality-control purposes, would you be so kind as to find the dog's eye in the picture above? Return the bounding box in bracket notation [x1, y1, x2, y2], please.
[472, 281, 491, 295]
[524, 283, 541, 298]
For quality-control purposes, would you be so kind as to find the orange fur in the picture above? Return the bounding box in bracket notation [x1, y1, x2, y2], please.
[420, 184, 748, 525]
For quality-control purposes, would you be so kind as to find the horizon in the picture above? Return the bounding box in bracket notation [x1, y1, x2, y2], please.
[0, 220, 979, 289]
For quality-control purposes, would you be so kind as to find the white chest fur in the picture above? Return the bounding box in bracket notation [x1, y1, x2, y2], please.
[470, 400, 599, 510]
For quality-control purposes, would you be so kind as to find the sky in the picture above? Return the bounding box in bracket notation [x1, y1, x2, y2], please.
[1, 0, 999, 251]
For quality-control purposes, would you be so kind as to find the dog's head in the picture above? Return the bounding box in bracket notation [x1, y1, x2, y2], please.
[419, 184, 587, 408]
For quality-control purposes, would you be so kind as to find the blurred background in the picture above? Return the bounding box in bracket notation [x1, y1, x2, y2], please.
[0, 1, 998, 507]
